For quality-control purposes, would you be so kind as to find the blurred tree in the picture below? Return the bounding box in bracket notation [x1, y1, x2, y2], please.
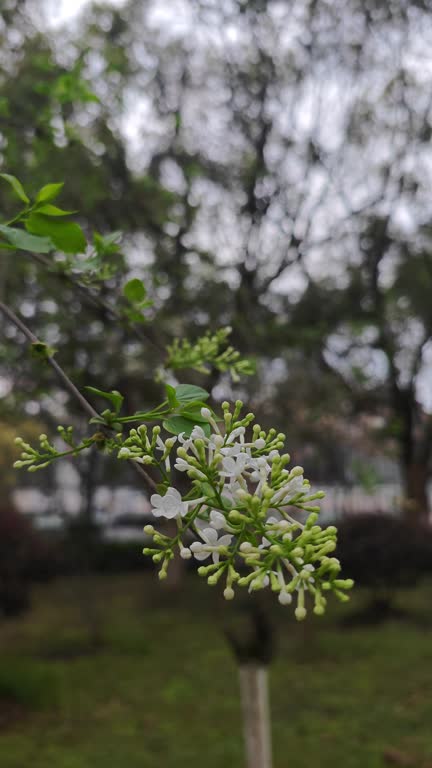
[2, 0, 432, 520]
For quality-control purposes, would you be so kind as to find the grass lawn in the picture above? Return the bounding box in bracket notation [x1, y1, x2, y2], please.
[1, 572, 432, 768]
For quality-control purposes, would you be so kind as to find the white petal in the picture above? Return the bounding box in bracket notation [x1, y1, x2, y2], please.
[166, 487, 181, 501]
[201, 527, 218, 544]
[191, 426, 206, 440]
[209, 510, 227, 530]
[153, 507, 176, 519]
[194, 550, 210, 561]
[259, 537, 271, 548]
[150, 494, 163, 508]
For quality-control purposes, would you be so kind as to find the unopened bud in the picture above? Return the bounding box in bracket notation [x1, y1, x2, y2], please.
[143, 524, 155, 535]
[278, 591, 292, 606]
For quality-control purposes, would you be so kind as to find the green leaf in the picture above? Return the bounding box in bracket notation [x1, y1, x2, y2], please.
[35, 204, 75, 216]
[0, 173, 30, 203]
[93, 231, 122, 256]
[123, 278, 146, 303]
[165, 384, 179, 409]
[175, 384, 210, 405]
[179, 408, 209, 424]
[89, 416, 106, 426]
[0, 225, 53, 253]
[30, 341, 56, 360]
[163, 415, 211, 438]
[84, 387, 124, 414]
[25, 214, 86, 254]
[35, 183, 64, 204]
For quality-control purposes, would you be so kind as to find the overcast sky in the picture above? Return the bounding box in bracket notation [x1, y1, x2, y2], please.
[44, 0, 126, 27]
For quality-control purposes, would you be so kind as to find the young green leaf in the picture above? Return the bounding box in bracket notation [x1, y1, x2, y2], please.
[0, 173, 30, 204]
[93, 231, 122, 256]
[84, 387, 124, 414]
[30, 341, 57, 360]
[35, 183, 64, 204]
[163, 415, 211, 437]
[179, 408, 210, 424]
[25, 215, 86, 254]
[123, 278, 147, 303]
[175, 384, 210, 404]
[0, 225, 53, 253]
[165, 384, 179, 409]
[35, 204, 76, 216]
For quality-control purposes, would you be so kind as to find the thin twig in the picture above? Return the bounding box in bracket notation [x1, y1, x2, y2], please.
[0, 300, 157, 491]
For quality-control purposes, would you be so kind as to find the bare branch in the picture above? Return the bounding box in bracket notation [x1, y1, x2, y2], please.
[0, 300, 157, 491]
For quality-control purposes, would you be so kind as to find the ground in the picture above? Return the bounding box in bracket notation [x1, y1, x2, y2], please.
[1, 573, 432, 768]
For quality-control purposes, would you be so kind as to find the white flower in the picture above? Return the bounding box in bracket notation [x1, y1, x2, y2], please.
[190, 425, 208, 440]
[221, 453, 250, 479]
[194, 509, 233, 533]
[226, 426, 246, 442]
[220, 442, 244, 457]
[248, 456, 271, 483]
[190, 527, 233, 563]
[209, 509, 231, 530]
[174, 456, 190, 472]
[150, 487, 188, 519]
[272, 475, 305, 504]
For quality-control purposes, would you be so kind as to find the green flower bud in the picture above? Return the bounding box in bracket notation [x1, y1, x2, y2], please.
[143, 525, 155, 535]
[295, 606, 307, 621]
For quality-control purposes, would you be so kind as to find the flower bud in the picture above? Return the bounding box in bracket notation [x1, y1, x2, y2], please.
[278, 590, 292, 606]
[143, 524, 155, 535]
[289, 466, 304, 477]
[118, 448, 132, 459]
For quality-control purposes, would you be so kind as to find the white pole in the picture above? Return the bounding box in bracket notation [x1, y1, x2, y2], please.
[239, 664, 273, 768]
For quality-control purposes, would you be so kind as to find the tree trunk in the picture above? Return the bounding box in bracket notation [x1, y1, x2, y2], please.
[239, 665, 273, 768]
[225, 601, 275, 768]
[403, 461, 430, 525]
